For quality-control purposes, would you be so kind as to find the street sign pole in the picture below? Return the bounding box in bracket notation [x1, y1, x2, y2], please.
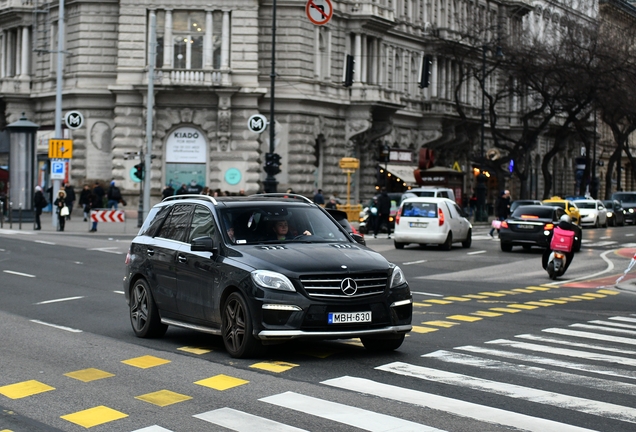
[52, 0, 65, 229]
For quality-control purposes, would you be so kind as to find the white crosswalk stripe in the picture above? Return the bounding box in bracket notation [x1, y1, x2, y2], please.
[195, 407, 308, 431]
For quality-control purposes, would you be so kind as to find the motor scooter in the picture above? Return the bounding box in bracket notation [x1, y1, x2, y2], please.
[543, 224, 575, 280]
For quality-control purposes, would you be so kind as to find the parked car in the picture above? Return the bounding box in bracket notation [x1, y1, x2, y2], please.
[393, 197, 472, 250]
[542, 196, 581, 225]
[124, 194, 412, 358]
[326, 208, 365, 246]
[510, 200, 542, 214]
[602, 199, 626, 227]
[573, 199, 608, 228]
[499, 205, 582, 252]
[611, 192, 636, 225]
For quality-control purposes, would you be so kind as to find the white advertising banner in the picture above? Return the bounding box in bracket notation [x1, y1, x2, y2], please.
[165, 127, 207, 163]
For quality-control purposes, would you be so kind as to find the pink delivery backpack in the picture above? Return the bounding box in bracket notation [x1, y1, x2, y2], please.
[550, 226, 574, 252]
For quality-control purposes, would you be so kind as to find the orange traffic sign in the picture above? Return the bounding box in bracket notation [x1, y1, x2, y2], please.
[339, 157, 359, 170]
[48, 139, 73, 159]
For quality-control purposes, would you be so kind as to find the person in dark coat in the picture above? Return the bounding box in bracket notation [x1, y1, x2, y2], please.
[325, 196, 338, 209]
[33, 186, 48, 230]
[162, 185, 175, 199]
[63, 183, 76, 220]
[79, 184, 91, 221]
[489, 190, 511, 238]
[375, 188, 392, 238]
[106, 180, 122, 209]
[93, 182, 105, 207]
[313, 189, 325, 205]
[88, 189, 103, 232]
[54, 189, 67, 231]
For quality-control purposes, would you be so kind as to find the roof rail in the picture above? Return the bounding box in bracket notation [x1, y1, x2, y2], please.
[252, 193, 313, 204]
[162, 194, 218, 205]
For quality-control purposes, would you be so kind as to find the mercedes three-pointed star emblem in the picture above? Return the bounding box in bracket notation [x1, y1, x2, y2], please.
[340, 278, 357, 296]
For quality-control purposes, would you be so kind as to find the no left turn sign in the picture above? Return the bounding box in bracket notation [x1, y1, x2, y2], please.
[306, 0, 333, 26]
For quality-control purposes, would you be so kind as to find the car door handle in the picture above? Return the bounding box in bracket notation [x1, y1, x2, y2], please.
[178, 254, 187, 263]
[147, 248, 155, 256]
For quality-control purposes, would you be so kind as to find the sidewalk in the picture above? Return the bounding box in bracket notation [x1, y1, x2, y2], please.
[0, 208, 141, 237]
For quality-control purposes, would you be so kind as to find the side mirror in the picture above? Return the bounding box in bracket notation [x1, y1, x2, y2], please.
[191, 236, 216, 253]
[351, 233, 366, 245]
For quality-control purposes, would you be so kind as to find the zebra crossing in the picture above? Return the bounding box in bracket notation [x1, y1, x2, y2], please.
[131, 314, 636, 432]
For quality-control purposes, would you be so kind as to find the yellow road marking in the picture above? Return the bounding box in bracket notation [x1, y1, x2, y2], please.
[413, 302, 432, 307]
[250, 361, 299, 373]
[121, 355, 171, 369]
[411, 326, 439, 334]
[597, 289, 619, 295]
[471, 311, 503, 317]
[525, 301, 554, 307]
[579, 293, 606, 298]
[424, 299, 454, 305]
[443, 296, 471, 302]
[540, 299, 568, 304]
[497, 290, 520, 295]
[421, 320, 459, 328]
[507, 304, 538, 310]
[526, 286, 551, 291]
[447, 315, 482, 322]
[135, 390, 192, 407]
[195, 374, 249, 390]
[177, 346, 212, 355]
[464, 294, 489, 299]
[512, 289, 535, 293]
[489, 308, 521, 313]
[64, 368, 114, 383]
[0, 380, 55, 399]
[568, 295, 596, 300]
[479, 292, 506, 297]
[556, 297, 581, 302]
[61, 406, 127, 428]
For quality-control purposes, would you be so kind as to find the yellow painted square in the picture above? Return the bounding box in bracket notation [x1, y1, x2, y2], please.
[413, 302, 432, 307]
[61, 406, 127, 428]
[121, 355, 171, 369]
[177, 346, 212, 355]
[479, 292, 506, 297]
[497, 290, 520, 295]
[540, 299, 568, 304]
[341, 339, 365, 347]
[580, 293, 606, 298]
[250, 361, 299, 373]
[525, 301, 554, 306]
[194, 374, 249, 391]
[464, 294, 488, 299]
[421, 320, 459, 328]
[597, 289, 619, 295]
[135, 389, 192, 407]
[447, 315, 482, 322]
[489, 308, 521, 313]
[507, 304, 538, 310]
[569, 295, 595, 300]
[443, 296, 471, 302]
[411, 325, 439, 334]
[64, 368, 114, 383]
[512, 288, 534, 293]
[525, 286, 551, 291]
[557, 297, 580, 302]
[424, 299, 453, 305]
[471, 311, 503, 317]
[0, 380, 55, 399]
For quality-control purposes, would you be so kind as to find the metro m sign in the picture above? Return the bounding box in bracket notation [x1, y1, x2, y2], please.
[247, 114, 268, 134]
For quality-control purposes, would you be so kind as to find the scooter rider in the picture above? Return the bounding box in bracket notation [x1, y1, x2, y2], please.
[542, 214, 576, 274]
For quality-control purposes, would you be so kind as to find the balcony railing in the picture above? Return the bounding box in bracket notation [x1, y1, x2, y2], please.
[146, 68, 230, 86]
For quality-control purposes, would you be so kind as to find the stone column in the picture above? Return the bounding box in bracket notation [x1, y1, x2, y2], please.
[361, 34, 367, 84]
[371, 38, 378, 84]
[1, 31, 6, 78]
[221, 10, 230, 70]
[163, 9, 173, 68]
[431, 55, 438, 98]
[15, 28, 21, 76]
[314, 26, 320, 78]
[325, 27, 332, 81]
[20, 26, 29, 78]
[354, 33, 362, 84]
[204, 10, 213, 68]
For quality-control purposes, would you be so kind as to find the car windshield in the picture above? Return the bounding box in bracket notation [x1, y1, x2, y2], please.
[614, 193, 636, 203]
[575, 202, 596, 209]
[219, 204, 349, 245]
[512, 206, 555, 219]
[401, 202, 438, 217]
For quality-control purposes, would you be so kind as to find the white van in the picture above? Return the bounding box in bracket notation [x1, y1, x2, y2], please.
[402, 187, 456, 202]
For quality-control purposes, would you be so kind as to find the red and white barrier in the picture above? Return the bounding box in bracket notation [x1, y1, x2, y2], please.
[90, 209, 125, 223]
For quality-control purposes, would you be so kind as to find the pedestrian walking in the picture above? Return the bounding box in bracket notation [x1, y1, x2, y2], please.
[79, 185, 91, 221]
[489, 189, 511, 238]
[375, 188, 392, 239]
[162, 184, 175, 199]
[313, 189, 325, 205]
[33, 186, 48, 230]
[325, 196, 338, 209]
[107, 180, 122, 209]
[54, 189, 68, 231]
[88, 189, 102, 232]
[63, 183, 76, 220]
[93, 181, 105, 207]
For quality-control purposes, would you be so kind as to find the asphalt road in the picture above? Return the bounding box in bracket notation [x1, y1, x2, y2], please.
[1, 222, 636, 431]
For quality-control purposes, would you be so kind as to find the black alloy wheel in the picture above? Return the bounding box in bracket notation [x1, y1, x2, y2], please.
[222, 292, 264, 358]
[130, 278, 168, 338]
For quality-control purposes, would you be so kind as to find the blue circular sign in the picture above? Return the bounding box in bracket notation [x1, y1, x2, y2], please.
[225, 168, 242, 185]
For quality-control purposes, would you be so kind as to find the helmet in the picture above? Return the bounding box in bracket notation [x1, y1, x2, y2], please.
[560, 214, 572, 224]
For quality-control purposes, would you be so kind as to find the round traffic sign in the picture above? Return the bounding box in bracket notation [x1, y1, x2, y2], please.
[306, 0, 333, 26]
[64, 111, 84, 129]
[247, 114, 268, 134]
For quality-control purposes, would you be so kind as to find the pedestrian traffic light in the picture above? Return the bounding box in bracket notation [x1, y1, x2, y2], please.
[419, 55, 432, 88]
[343, 54, 355, 87]
[264, 152, 282, 176]
[133, 163, 144, 180]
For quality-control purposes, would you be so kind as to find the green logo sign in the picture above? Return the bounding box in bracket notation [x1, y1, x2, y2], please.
[225, 168, 241, 185]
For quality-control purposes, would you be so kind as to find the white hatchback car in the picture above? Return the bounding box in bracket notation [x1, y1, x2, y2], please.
[573, 199, 608, 228]
[393, 197, 472, 250]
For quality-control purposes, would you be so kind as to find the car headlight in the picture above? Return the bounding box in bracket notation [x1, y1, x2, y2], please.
[251, 270, 296, 292]
[389, 264, 407, 288]
[607, 212, 613, 217]
[630, 209, 635, 213]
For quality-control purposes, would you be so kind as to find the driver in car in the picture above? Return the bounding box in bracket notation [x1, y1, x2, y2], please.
[271, 220, 311, 240]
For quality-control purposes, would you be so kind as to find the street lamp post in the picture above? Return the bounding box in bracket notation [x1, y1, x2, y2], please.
[263, 0, 281, 193]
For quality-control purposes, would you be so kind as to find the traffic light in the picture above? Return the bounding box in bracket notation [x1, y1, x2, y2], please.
[343, 54, 355, 87]
[264, 152, 282, 176]
[419, 55, 432, 88]
[133, 163, 144, 180]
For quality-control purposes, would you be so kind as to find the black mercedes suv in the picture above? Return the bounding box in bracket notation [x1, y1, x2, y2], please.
[123, 194, 412, 358]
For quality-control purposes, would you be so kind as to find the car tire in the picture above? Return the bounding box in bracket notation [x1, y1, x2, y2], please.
[573, 238, 582, 253]
[594, 218, 599, 228]
[130, 278, 168, 339]
[394, 241, 405, 249]
[547, 261, 557, 280]
[500, 242, 513, 252]
[360, 334, 405, 352]
[222, 291, 264, 359]
[462, 229, 472, 248]
[439, 232, 453, 251]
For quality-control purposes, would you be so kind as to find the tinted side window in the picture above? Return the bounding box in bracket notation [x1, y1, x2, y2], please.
[188, 205, 216, 242]
[156, 204, 192, 242]
[139, 205, 171, 237]
[438, 191, 449, 198]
